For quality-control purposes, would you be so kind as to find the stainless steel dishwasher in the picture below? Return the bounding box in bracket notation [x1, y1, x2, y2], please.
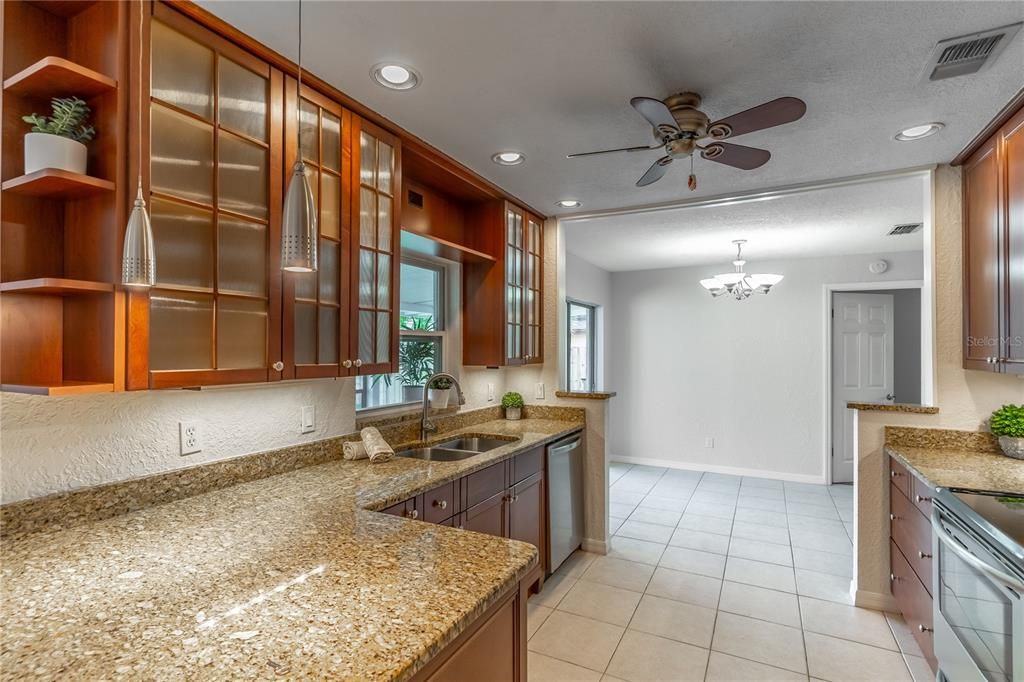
[547, 432, 584, 573]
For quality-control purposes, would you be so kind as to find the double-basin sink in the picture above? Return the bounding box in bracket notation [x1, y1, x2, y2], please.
[397, 436, 516, 462]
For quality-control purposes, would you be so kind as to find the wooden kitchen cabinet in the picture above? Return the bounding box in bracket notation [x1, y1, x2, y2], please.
[462, 491, 507, 536]
[962, 103, 1024, 374]
[463, 201, 544, 367]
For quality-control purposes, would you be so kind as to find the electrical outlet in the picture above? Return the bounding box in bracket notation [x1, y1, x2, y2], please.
[301, 405, 315, 434]
[487, 383, 495, 402]
[179, 421, 201, 456]
[535, 382, 545, 400]
[704, 437, 715, 449]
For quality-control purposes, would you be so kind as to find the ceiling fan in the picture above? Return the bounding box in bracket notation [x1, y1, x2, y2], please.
[568, 92, 806, 190]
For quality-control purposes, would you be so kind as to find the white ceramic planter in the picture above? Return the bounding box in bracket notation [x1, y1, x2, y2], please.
[428, 388, 450, 409]
[505, 406, 522, 421]
[24, 132, 87, 175]
[998, 436, 1024, 460]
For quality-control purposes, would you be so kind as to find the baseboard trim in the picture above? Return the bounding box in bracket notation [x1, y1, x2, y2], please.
[581, 538, 607, 554]
[609, 454, 827, 485]
[855, 588, 899, 612]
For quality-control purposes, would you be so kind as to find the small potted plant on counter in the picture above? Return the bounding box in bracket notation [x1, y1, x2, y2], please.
[990, 404, 1024, 460]
[428, 375, 452, 409]
[502, 391, 524, 421]
[22, 96, 96, 175]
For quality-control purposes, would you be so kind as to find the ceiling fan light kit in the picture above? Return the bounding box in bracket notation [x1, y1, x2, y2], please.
[699, 240, 783, 300]
[569, 91, 806, 190]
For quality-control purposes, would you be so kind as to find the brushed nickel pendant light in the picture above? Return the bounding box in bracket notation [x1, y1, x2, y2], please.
[281, 0, 317, 272]
[121, 3, 155, 287]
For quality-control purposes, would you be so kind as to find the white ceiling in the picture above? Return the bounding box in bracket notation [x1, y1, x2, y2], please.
[563, 174, 926, 271]
[197, 1, 1023, 215]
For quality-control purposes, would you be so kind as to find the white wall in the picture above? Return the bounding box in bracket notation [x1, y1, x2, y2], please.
[565, 252, 612, 390]
[609, 251, 923, 481]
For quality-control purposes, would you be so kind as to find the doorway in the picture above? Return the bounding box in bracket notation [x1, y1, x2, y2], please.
[567, 301, 596, 392]
[828, 286, 922, 483]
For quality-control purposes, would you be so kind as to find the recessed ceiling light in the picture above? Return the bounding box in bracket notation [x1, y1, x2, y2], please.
[492, 151, 525, 166]
[895, 122, 944, 141]
[556, 199, 581, 208]
[371, 63, 420, 90]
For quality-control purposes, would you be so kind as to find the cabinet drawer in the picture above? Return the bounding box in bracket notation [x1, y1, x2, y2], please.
[466, 462, 507, 509]
[423, 481, 457, 524]
[888, 456, 912, 499]
[381, 500, 410, 517]
[462, 491, 506, 537]
[911, 476, 935, 519]
[511, 447, 543, 485]
[890, 539, 936, 671]
[890, 484, 933, 594]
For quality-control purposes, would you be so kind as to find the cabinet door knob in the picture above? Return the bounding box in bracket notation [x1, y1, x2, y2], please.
[889, 513, 898, 521]
[433, 499, 447, 510]
[890, 470, 901, 478]
[890, 573, 897, 582]
[918, 551, 932, 559]
[918, 624, 933, 633]
[405, 509, 418, 520]
[342, 359, 352, 368]
[915, 495, 931, 503]
[354, 359, 363, 368]
[272, 361, 284, 371]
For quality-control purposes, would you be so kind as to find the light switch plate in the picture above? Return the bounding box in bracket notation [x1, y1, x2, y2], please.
[179, 421, 201, 456]
[535, 382, 545, 400]
[301, 405, 315, 434]
[704, 437, 715, 449]
[487, 383, 495, 401]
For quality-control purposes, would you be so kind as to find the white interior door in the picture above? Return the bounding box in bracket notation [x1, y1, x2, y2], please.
[832, 293, 894, 483]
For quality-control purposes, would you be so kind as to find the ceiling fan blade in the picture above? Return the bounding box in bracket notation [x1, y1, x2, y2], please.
[636, 156, 673, 187]
[567, 143, 662, 159]
[630, 97, 680, 135]
[700, 142, 770, 170]
[706, 97, 806, 140]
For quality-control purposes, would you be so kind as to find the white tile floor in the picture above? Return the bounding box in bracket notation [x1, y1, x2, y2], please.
[527, 464, 932, 682]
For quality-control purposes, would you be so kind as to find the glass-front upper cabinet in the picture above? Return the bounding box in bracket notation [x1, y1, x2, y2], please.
[283, 81, 350, 379]
[523, 213, 544, 364]
[352, 117, 400, 376]
[505, 205, 525, 365]
[135, 7, 283, 389]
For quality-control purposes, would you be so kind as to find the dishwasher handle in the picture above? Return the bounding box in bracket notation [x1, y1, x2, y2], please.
[549, 437, 581, 457]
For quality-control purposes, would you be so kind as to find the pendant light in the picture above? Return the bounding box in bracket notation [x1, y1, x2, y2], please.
[281, 0, 317, 272]
[121, 2, 155, 287]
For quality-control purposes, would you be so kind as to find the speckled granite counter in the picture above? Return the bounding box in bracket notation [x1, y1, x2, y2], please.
[1, 417, 583, 680]
[884, 426, 1024, 495]
[847, 401, 939, 414]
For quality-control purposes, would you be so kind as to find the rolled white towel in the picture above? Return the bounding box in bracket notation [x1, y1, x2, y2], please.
[360, 427, 394, 463]
[342, 440, 367, 460]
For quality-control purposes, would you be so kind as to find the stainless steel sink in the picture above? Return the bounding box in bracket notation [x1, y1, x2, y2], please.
[397, 447, 481, 462]
[432, 437, 511, 453]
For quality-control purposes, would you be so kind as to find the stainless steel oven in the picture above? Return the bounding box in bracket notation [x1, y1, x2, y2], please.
[932, 489, 1024, 682]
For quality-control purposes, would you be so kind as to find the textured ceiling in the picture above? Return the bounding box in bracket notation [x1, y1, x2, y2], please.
[197, 1, 1023, 215]
[563, 174, 926, 271]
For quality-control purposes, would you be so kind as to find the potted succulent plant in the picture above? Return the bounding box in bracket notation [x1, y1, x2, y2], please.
[990, 404, 1024, 460]
[22, 96, 95, 175]
[502, 391, 524, 421]
[428, 376, 453, 409]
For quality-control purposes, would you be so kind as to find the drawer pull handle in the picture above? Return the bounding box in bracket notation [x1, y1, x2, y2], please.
[405, 509, 419, 520]
[918, 625, 933, 633]
[915, 495, 931, 503]
[918, 551, 932, 560]
[890, 470, 901, 478]
[890, 573, 898, 582]
[433, 499, 448, 510]
[889, 513, 899, 521]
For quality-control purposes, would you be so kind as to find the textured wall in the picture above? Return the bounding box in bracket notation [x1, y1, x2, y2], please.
[565, 252, 613, 391]
[854, 165, 1024, 607]
[607, 251, 923, 480]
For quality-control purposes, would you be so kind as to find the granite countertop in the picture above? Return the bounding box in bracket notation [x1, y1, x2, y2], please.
[885, 443, 1024, 495]
[1, 417, 583, 680]
[847, 402, 939, 414]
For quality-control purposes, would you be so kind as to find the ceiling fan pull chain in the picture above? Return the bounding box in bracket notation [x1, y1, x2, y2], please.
[688, 154, 697, 191]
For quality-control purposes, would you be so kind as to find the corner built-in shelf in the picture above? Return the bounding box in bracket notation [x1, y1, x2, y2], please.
[1, 169, 114, 199]
[401, 230, 497, 264]
[0, 278, 112, 295]
[1, 381, 114, 396]
[26, 1, 100, 19]
[4, 56, 116, 98]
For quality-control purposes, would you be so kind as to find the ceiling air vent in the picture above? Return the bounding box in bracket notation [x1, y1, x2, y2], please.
[888, 223, 923, 236]
[922, 22, 1022, 82]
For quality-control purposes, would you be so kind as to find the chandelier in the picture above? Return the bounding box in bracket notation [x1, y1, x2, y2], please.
[699, 240, 783, 300]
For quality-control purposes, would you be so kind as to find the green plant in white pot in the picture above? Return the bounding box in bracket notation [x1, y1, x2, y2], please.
[428, 376, 453, 409]
[990, 404, 1024, 460]
[22, 96, 95, 175]
[502, 391, 524, 420]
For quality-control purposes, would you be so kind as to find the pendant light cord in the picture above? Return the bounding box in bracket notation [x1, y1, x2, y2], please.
[137, 0, 144, 195]
[296, 0, 302, 153]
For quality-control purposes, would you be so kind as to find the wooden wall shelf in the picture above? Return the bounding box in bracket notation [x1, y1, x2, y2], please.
[1, 381, 114, 396]
[0, 278, 113, 295]
[401, 231, 497, 264]
[4, 56, 116, 98]
[1, 169, 115, 198]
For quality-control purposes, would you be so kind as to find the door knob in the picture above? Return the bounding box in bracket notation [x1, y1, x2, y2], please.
[885, 393, 895, 402]
[272, 361, 284, 371]
[342, 360, 352, 368]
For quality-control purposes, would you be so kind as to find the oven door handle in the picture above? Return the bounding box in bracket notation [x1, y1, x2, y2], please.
[932, 508, 1024, 593]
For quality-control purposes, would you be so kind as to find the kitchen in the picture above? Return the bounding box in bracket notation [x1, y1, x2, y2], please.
[2, 1, 1023, 681]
